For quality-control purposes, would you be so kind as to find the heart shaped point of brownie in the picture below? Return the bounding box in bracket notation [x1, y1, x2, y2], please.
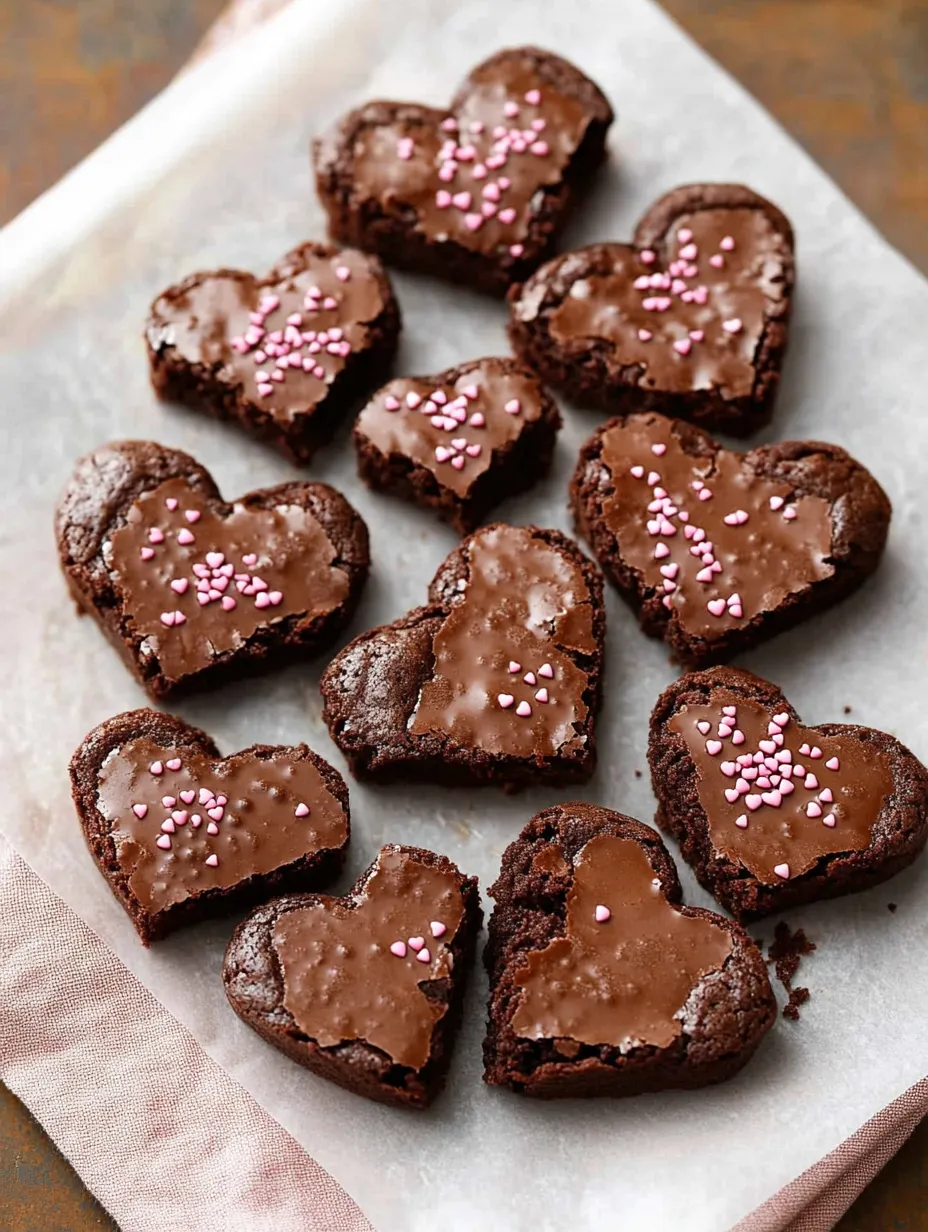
[572, 411, 890, 666]
[71, 709, 350, 944]
[147, 243, 400, 462]
[650, 668, 928, 919]
[509, 183, 795, 434]
[314, 47, 614, 295]
[483, 803, 776, 1097]
[321, 523, 605, 790]
[224, 845, 482, 1107]
[56, 441, 370, 698]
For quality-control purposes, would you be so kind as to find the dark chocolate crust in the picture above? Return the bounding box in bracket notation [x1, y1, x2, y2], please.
[482, 802, 776, 1097]
[70, 708, 350, 945]
[313, 47, 614, 297]
[354, 357, 562, 533]
[648, 667, 928, 920]
[55, 439, 370, 699]
[570, 413, 892, 668]
[508, 183, 795, 434]
[222, 845, 482, 1109]
[146, 242, 401, 463]
[320, 525, 605, 790]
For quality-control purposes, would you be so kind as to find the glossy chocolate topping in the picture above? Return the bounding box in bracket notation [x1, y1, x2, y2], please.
[547, 207, 790, 397]
[349, 59, 590, 256]
[146, 248, 385, 423]
[669, 692, 895, 883]
[97, 737, 348, 912]
[356, 361, 543, 495]
[106, 476, 350, 683]
[409, 525, 596, 757]
[271, 848, 465, 1070]
[598, 414, 833, 640]
[512, 834, 732, 1049]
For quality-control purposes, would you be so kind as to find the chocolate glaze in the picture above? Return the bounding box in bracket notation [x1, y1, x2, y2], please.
[547, 207, 790, 399]
[146, 248, 385, 425]
[97, 736, 348, 913]
[271, 847, 466, 1070]
[356, 359, 543, 496]
[512, 833, 732, 1049]
[348, 60, 590, 257]
[409, 524, 597, 758]
[598, 414, 833, 639]
[669, 691, 895, 883]
[106, 476, 349, 682]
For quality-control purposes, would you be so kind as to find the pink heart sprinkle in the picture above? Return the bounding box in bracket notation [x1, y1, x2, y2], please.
[538, 663, 553, 679]
[761, 791, 782, 807]
[807, 801, 822, 818]
[132, 803, 148, 818]
[769, 496, 785, 511]
[516, 701, 532, 717]
[759, 740, 777, 755]
[165, 497, 178, 511]
[654, 542, 670, 560]
[149, 761, 163, 775]
[706, 740, 723, 756]
[465, 443, 482, 458]
[819, 788, 834, 803]
[534, 688, 549, 704]
[205, 854, 219, 867]
[468, 411, 485, 427]
[295, 803, 310, 817]
[523, 671, 536, 685]
[825, 756, 840, 770]
[390, 941, 407, 958]
[156, 834, 172, 850]
[746, 795, 762, 811]
[161, 793, 177, 806]
[524, 88, 541, 104]
[149, 528, 165, 544]
[651, 443, 667, 456]
[630, 465, 645, 478]
[450, 455, 466, 470]
[408, 936, 425, 952]
[208, 807, 224, 821]
[707, 599, 727, 617]
[430, 921, 447, 938]
[160, 611, 176, 627]
[804, 774, 819, 790]
[255, 592, 271, 609]
[177, 528, 194, 545]
[722, 318, 743, 334]
[773, 863, 790, 880]
[498, 208, 517, 224]
[697, 721, 711, 735]
[335, 266, 350, 282]
[206, 822, 219, 836]
[185, 510, 201, 523]
[725, 788, 740, 803]
[416, 948, 431, 964]
[810, 746, 823, 759]
[594, 904, 611, 923]
[140, 547, 155, 560]
[498, 693, 514, 709]
[221, 596, 236, 611]
[799, 743, 811, 756]
[822, 813, 837, 828]
[180, 790, 195, 804]
[170, 578, 188, 594]
[735, 815, 749, 829]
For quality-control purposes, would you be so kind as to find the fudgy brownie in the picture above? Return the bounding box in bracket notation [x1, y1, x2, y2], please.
[70, 708, 350, 945]
[56, 440, 370, 699]
[146, 242, 400, 463]
[313, 47, 614, 296]
[509, 183, 794, 435]
[321, 523, 605, 790]
[223, 844, 481, 1108]
[571, 411, 891, 668]
[649, 667, 928, 920]
[354, 356, 561, 533]
[483, 802, 776, 1097]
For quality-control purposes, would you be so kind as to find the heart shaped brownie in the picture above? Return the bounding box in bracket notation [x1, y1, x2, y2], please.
[313, 47, 614, 296]
[223, 844, 481, 1108]
[571, 411, 890, 667]
[649, 667, 928, 920]
[56, 440, 370, 699]
[70, 709, 350, 944]
[146, 242, 400, 462]
[354, 357, 561, 532]
[483, 802, 775, 1097]
[509, 183, 794, 434]
[321, 523, 605, 790]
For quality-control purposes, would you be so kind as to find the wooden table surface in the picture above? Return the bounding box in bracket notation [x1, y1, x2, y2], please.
[1, 2, 926, 1229]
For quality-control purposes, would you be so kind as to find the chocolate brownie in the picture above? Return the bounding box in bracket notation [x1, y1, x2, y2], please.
[223, 844, 481, 1108]
[649, 667, 928, 921]
[483, 802, 776, 1097]
[146, 242, 400, 463]
[321, 523, 605, 790]
[56, 440, 369, 699]
[70, 708, 350, 945]
[354, 357, 561, 532]
[509, 183, 794, 435]
[571, 411, 891, 668]
[313, 47, 614, 296]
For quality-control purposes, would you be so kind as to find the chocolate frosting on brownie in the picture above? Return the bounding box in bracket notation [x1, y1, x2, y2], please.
[409, 524, 596, 758]
[546, 206, 789, 399]
[356, 360, 544, 496]
[596, 414, 833, 639]
[146, 248, 385, 425]
[106, 476, 349, 680]
[347, 60, 591, 257]
[271, 847, 466, 1070]
[97, 735, 348, 913]
[511, 833, 733, 1050]
[668, 691, 895, 883]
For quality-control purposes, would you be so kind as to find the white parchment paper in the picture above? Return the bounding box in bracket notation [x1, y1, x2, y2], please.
[2, 2, 927, 1228]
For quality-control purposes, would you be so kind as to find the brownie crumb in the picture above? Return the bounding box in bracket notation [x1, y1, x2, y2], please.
[766, 921, 816, 1020]
[844, 705, 852, 715]
[888, 902, 898, 913]
[634, 769, 642, 779]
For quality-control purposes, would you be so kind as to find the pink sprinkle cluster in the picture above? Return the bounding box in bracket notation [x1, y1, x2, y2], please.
[695, 704, 845, 879]
[135, 756, 226, 867]
[628, 444, 799, 621]
[496, 659, 554, 718]
[388, 919, 448, 965]
[140, 499, 286, 627]
[633, 226, 744, 360]
[384, 383, 521, 473]
[229, 280, 353, 399]
[403, 87, 552, 257]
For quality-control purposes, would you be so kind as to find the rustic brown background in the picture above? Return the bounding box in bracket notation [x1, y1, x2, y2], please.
[1, 1, 926, 1229]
